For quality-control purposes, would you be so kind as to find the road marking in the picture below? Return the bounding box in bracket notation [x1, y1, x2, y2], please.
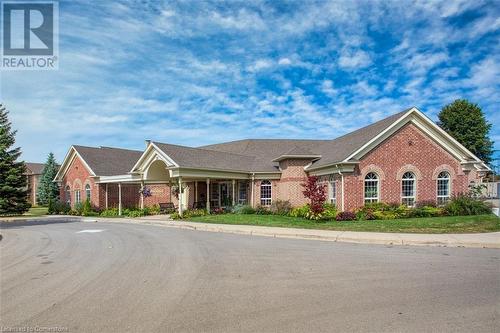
[76, 229, 105, 233]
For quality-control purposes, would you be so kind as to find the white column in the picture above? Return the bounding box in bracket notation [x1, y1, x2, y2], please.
[118, 183, 122, 216]
[178, 177, 183, 216]
[232, 179, 236, 206]
[140, 180, 145, 209]
[195, 181, 198, 206]
[206, 178, 210, 213]
[105, 183, 108, 209]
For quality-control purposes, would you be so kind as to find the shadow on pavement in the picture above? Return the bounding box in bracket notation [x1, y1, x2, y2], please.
[0, 217, 81, 230]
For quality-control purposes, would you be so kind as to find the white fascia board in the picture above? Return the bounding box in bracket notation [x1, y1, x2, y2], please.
[413, 109, 482, 162]
[170, 168, 252, 180]
[343, 108, 415, 162]
[304, 161, 358, 172]
[308, 164, 356, 177]
[130, 143, 179, 173]
[344, 107, 486, 164]
[53, 146, 97, 182]
[150, 142, 179, 167]
[271, 155, 322, 162]
[96, 174, 143, 183]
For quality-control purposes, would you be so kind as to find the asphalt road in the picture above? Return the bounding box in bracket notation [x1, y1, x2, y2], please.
[1, 220, 499, 333]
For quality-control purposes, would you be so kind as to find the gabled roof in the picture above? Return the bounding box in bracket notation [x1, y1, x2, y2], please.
[25, 162, 45, 175]
[73, 146, 143, 176]
[199, 109, 411, 171]
[54, 145, 143, 181]
[153, 142, 262, 172]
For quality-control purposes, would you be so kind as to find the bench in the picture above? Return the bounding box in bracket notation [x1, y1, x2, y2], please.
[159, 202, 176, 213]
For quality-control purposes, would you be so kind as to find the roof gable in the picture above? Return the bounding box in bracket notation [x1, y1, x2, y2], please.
[54, 145, 143, 181]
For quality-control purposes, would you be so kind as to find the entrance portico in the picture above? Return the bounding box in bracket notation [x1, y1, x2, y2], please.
[128, 142, 258, 216]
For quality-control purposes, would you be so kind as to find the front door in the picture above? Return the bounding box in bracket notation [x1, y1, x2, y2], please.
[219, 182, 232, 207]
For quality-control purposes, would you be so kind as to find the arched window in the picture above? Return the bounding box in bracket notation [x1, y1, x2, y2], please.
[65, 186, 71, 204]
[85, 184, 91, 201]
[364, 172, 379, 203]
[437, 171, 451, 205]
[260, 180, 272, 206]
[75, 190, 81, 204]
[401, 172, 416, 207]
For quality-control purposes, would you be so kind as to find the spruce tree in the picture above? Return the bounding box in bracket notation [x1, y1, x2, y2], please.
[438, 99, 494, 164]
[37, 152, 60, 206]
[0, 104, 30, 215]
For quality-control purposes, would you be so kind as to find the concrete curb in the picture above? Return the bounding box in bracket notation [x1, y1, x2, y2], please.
[2, 216, 499, 249]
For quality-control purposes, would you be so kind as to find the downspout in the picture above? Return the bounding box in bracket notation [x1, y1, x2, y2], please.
[336, 165, 345, 212]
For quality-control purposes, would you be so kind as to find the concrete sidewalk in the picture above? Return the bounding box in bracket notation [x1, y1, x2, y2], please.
[2, 215, 499, 248]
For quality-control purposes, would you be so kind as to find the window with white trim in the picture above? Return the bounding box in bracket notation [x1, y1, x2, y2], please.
[85, 184, 91, 201]
[260, 180, 272, 206]
[75, 190, 81, 204]
[437, 171, 450, 205]
[238, 181, 248, 204]
[364, 172, 379, 204]
[401, 172, 416, 207]
[329, 181, 337, 205]
[65, 186, 71, 205]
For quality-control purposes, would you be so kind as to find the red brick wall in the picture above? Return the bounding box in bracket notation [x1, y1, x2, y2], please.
[275, 159, 310, 206]
[342, 123, 475, 211]
[143, 184, 173, 207]
[60, 156, 101, 208]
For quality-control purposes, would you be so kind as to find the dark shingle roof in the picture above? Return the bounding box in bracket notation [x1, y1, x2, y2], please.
[25, 162, 45, 175]
[153, 142, 263, 172]
[199, 109, 411, 171]
[73, 146, 143, 176]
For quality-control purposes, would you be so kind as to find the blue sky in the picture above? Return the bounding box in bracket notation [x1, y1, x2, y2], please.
[1, 0, 499, 164]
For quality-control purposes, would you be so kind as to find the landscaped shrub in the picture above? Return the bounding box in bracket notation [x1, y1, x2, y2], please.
[211, 207, 225, 215]
[321, 203, 338, 220]
[124, 208, 146, 218]
[356, 202, 408, 220]
[301, 176, 327, 215]
[372, 211, 398, 220]
[255, 205, 271, 215]
[100, 208, 119, 217]
[406, 206, 444, 218]
[233, 204, 255, 214]
[81, 199, 95, 216]
[270, 200, 292, 215]
[444, 195, 492, 216]
[74, 202, 84, 215]
[336, 211, 356, 221]
[289, 204, 311, 218]
[48, 200, 71, 215]
[415, 200, 437, 208]
[171, 209, 208, 219]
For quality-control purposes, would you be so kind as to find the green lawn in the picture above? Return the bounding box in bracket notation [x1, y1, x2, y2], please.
[187, 214, 500, 233]
[23, 206, 49, 217]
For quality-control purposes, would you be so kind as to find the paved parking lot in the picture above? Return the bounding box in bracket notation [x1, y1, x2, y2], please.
[1, 220, 499, 332]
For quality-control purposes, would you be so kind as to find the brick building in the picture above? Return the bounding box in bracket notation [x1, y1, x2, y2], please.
[54, 108, 489, 215]
[25, 163, 45, 205]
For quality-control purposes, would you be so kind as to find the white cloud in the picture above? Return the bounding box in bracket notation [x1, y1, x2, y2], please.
[278, 58, 292, 66]
[338, 49, 371, 69]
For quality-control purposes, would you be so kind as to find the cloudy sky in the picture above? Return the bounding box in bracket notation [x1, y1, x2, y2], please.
[1, 0, 499, 164]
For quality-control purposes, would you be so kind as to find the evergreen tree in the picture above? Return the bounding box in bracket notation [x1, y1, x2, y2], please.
[37, 152, 60, 206]
[438, 99, 494, 164]
[0, 104, 30, 215]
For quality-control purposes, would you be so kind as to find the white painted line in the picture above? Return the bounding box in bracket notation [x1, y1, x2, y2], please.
[76, 229, 105, 233]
